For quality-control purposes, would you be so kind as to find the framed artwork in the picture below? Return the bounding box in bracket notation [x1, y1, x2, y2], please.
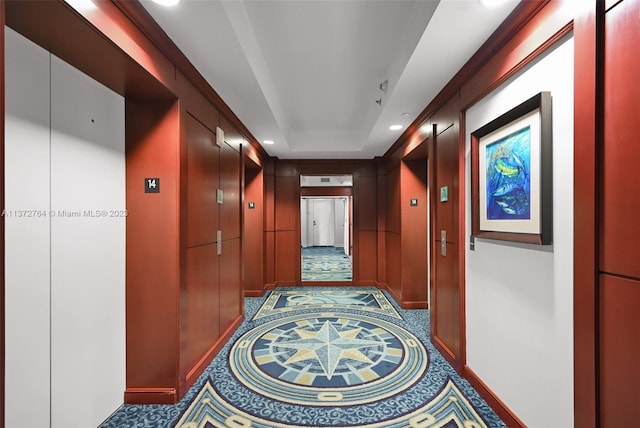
[471, 92, 552, 245]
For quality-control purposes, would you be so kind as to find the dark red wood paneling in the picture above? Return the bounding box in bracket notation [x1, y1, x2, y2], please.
[601, 0, 640, 278]
[274, 175, 299, 231]
[401, 160, 428, 304]
[276, 160, 299, 177]
[434, 126, 456, 240]
[385, 166, 401, 234]
[264, 231, 276, 287]
[385, 232, 401, 300]
[264, 160, 276, 288]
[597, 1, 640, 425]
[264, 162, 275, 232]
[431, 122, 459, 358]
[4, 0, 174, 99]
[125, 99, 180, 400]
[358, 231, 377, 283]
[267, 160, 379, 287]
[186, 113, 219, 247]
[300, 187, 352, 197]
[220, 142, 241, 240]
[434, 241, 459, 358]
[219, 238, 242, 333]
[573, 1, 599, 424]
[275, 231, 298, 283]
[356, 175, 377, 232]
[377, 163, 387, 286]
[181, 244, 220, 376]
[243, 167, 264, 295]
[178, 78, 220, 136]
[599, 273, 640, 426]
[220, 115, 243, 153]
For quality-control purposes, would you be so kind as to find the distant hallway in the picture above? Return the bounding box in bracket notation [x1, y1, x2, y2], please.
[301, 246, 353, 281]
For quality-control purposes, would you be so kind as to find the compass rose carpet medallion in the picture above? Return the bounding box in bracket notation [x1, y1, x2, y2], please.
[173, 289, 504, 428]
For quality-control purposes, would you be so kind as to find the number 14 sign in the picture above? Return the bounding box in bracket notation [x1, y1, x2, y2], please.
[145, 178, 160, 193]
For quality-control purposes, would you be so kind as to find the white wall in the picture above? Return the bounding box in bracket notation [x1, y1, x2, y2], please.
[465, 35, 574, 427]
[4, 25, 52, 428]
[333, 198, 345, 248]
[301, 198, 311, 247]
[301, 197, 348, 248]
[5, 27, 126, 428]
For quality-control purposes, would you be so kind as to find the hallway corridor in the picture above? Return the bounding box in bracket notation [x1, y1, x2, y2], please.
[102, 288, 504, 427]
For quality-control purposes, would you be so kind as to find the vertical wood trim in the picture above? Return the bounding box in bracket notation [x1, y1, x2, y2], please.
[573, 1, 600, 426]
[376, 160, 387, 287]
[428, 124, 438, 340]
[458, 111, 467, 368]
[0, 0, 5, 425]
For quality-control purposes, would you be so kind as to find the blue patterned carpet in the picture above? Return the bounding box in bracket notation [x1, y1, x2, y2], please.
[302, 246, 352, 281]
[101, 288, 505, 428]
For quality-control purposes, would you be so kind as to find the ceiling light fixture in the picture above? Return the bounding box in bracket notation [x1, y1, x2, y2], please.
[151, 0, 180, 6]
[389, 124, 403, 131]
[263, 140, 275, 145]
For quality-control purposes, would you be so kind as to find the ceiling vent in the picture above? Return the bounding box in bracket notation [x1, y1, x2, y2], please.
[320, 177, 330, 183]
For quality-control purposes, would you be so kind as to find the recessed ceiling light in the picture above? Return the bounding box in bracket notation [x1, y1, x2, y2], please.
[389, 124, 403, 131]
[263, 140, 275, 145]
[151, 0, 180, 6]
[401, 112, 410, 117]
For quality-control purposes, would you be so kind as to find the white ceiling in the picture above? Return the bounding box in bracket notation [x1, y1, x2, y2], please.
[140, 0, 520, 159]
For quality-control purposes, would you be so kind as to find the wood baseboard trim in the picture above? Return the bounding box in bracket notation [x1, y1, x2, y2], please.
[381, 285, 402, 306]
[463, 365, 526, 428]
[432, 335, 459, 371]
[184, 315, 244, 391]
[355, 280, 378, 287]
[274, 281, 297, 287]
[402, 300, 428, 309]
[124, 388, 177, 405]
[244, 290, 264, 297]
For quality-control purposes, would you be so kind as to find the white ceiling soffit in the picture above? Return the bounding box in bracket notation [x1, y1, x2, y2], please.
[141, 0, 520, 159]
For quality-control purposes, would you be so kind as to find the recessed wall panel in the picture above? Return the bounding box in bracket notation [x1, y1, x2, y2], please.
[599, 273, 640, 426]
[220, 143, 240, 240]
[186, 114, 219, 247]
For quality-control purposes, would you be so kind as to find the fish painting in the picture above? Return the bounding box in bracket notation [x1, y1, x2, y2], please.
[485, 126, 531, 220]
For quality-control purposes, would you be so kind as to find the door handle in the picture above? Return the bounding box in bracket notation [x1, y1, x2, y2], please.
[441, 230, 446, 256]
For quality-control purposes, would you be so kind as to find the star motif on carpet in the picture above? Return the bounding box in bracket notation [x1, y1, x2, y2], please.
[278, 320, 382, 379]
